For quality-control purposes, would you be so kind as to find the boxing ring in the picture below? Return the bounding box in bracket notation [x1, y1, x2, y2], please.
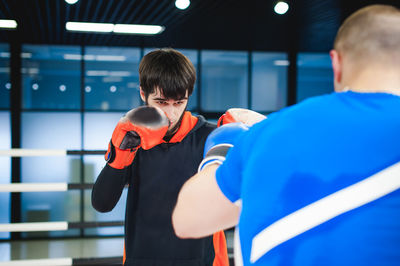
[0, 148, 235, 265]
[0, 148, 124, 266]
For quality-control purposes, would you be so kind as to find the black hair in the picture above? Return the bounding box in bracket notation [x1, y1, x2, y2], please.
[139, 48, 196, 101]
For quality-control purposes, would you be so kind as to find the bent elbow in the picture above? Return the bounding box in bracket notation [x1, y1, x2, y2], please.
[91, 199, 114, 213]
[172, 222, 190, 239]
[92, 202, 113, 213]
[91, 190, 115, 213]
[172, 211, 196, 239]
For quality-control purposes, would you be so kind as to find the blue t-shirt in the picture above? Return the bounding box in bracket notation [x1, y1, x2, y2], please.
[216, 91, 400, 266]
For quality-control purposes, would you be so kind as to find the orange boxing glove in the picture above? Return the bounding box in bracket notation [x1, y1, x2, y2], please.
[105, 106, 169, 169]
[217, 108, 266, 127]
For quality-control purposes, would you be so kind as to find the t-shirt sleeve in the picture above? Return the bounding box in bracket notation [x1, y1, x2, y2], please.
[215, 130, 247, 203]
[214, 113, 278, 203]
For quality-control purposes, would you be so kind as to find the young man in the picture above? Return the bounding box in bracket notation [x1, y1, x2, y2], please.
[172, 5, 400, 266]
[91, 48, 229, 266]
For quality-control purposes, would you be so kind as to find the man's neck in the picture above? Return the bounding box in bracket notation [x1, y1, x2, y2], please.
[341, 67, 400, 96]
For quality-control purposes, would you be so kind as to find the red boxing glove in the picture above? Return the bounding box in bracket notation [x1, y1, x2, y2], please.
[105, 106, 169, 169]
[217, 108, 266, 127]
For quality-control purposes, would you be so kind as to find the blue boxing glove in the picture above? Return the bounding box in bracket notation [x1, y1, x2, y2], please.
[198, 122, 249, 171]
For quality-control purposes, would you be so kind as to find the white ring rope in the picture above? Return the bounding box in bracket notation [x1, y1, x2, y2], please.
[0, 258, 73, 266]
[0, 183, 68, 192]
[0, 149, 67, 157]
[0, 222, 68, 232]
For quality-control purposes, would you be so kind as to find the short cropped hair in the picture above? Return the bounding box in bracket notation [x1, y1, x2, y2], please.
[333, 5, 400, 66]
[139, 48, 196, 100]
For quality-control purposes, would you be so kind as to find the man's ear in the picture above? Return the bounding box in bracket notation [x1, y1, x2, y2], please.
[330, 49, 343, 91]
[139, 86, 146, 102]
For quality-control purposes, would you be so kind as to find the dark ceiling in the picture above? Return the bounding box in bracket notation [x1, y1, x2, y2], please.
[0, 0, 399, 52]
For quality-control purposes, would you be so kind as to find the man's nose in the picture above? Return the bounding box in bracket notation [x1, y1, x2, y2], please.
[163, 105, 178, 121]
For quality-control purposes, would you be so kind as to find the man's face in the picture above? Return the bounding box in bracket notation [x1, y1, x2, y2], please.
[140, 88, 188, 135]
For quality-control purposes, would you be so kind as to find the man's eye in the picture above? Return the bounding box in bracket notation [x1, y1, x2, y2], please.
[157, 101, 167, 105]
[175, 101, 184, 105]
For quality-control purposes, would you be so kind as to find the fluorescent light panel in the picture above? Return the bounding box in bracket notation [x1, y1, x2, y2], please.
[65, 0, 79, 4]
[113, 24, 164, 34]
[66, 22, 114, 33]
[0, 19, 17, 29]
[86, 70, 131, 77]
[63, 54, 126, 62]
[66, 22, 164, 35]
[0, 52, 32, 58]
[95, 55, 126, 61]
[274, 60, 290, 66]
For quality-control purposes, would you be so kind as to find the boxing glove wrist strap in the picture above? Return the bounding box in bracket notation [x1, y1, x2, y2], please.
[198, 143, 233, 172]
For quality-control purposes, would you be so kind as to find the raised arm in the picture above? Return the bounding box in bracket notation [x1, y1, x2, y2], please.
[92, 106, 169, 212]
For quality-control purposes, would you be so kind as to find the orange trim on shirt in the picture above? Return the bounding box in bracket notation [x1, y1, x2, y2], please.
[168, 111, 198, 143]
[213, 230, 229, 266]
[123, 242, 126, 265]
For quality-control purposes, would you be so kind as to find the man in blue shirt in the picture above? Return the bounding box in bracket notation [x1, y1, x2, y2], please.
[172, 4, 400, 266]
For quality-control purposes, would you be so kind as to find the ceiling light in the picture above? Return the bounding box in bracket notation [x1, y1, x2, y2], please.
[274, 1, 289, 15]
[110, 86, 117, 93]
[274, 60, 290, 66]
[29, 68, 39, 75]
[103, 77, 122, 83]
[86, 70, 109, 76]
[21, 53, 32, 58]
[101, 102, 109, 111]
[109, 71, 131, 77]
[65, 0, 79, 4]
[66, 22, 114, 33]
[175, 0, 190, 10]
[66, 22, 164, 35]
[63, 54, 81, 60]
[0, 19, 17, 29]
[59, 85, 66, 92]
[85, 86, 91, 93]
[32, 83, 39, 90]
[1, 52, 33, 58]
[95, 55, 126, 61]
[83, 55, 96, 60]
[21, 68, 39, 75]
[64, 54, 126, 62]
[5, 83, 11, 90]
[113, 24, 164, 35]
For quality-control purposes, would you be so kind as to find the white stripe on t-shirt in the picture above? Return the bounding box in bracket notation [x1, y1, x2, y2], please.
[250, 161, 400, 263]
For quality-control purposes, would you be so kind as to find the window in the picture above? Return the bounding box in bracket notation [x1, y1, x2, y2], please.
[0, 44, 10, 109]
[251, 52, 288, 112]
[83, 112, 126, 235]
[84, 47, 141, 111]
[22, 45, 81, 110]
[21, 112, 81, 237]
[0, 111, 10, 239]
[297, 53, 334, 103]
[201, 50, 248, 111]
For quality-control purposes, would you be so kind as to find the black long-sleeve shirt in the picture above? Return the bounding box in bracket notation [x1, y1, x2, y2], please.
[92, 113, 227, 266]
